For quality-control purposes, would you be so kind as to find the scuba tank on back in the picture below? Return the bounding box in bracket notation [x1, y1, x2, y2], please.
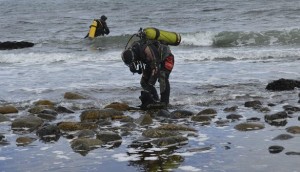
[142, 27, 181, 46]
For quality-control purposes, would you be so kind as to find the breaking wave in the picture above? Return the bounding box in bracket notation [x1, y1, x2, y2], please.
[181, 28, 300, 47]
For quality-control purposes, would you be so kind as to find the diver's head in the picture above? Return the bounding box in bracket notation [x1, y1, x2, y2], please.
[121, 49, 135, 66]
[100, 15, 107, 21]
[121, 49, 142, 74]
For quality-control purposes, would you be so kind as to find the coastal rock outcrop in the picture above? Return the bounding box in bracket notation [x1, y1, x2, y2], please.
[0, 41, 34, 50]
[266, 78, 300, 91]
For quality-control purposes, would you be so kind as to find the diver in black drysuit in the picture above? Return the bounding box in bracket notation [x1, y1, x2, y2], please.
[121, 40, 175, 108]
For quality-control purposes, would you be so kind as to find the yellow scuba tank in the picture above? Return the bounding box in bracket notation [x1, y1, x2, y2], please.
[88, 20, 98, 38]
[143, 27, 181, 46]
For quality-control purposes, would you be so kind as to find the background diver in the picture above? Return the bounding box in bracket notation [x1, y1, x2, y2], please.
[85, 15, 110, 38]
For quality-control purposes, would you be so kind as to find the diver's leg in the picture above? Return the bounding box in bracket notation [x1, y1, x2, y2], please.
[159, 70, 170, 105]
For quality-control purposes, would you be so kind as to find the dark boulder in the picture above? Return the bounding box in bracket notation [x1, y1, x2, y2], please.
[36, 124, 61, 142]
[268, 145, 284, 154]
[266, 78, 300, 91]
[0, 41, 34, 50]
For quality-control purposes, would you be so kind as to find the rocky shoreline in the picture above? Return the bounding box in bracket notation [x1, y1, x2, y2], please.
[1, 78, 300, 170]
[0, 41, 34, 50]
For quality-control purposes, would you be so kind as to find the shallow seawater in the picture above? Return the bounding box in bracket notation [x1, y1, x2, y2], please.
[1, 0, 300, 171]
[1, 92, 300, 172]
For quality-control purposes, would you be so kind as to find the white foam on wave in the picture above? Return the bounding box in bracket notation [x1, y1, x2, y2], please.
[174, 46, 300, 62]
[112, 153, 141, 162]
[0, 51, 121, 65]
[0, 157, 13, 161]
[144, 156, 158, 161]
[181, 32, 215, 47]
[178, 165, 201, 171]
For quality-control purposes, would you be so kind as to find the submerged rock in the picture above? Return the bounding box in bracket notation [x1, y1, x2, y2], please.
[11, 115, 44, 132]
[34, 100, 55, 107]
[282, 105, 300, 112]
[191, 115, 212, 123]
[16, 137, 37, 146]
[0, 114, 10, 122]
[75, 129, 96, 139]
[272, 134, 294, 140]
[36, 124, 61, 142]
[285, 152, 300, 156]
[55, 106, 74, 113]
[170, 110, 194, 119]
[64, 92, 86, 99]
[28, 105, 54, 114]
[71, 138, 103, 155]
[234, 122, 265, 131]
[156, 109, 171, 118]
[156, 124, 196, 132]
[244, 100, 262, 108]
[36, 109, 58, 120]
[197, 108, 217, 116]
[268, 145, 284, 154]
[135, 114, 153, 126]
[265, 111, 287, 121]
[142, 128, 180, 138]
[96, 131, 122, 144]
[226, 114, 243, 120]
[151, 136, 188, 147]
[57, 122, 97, 131]
[286, 126, 300, 134]
[223, 106, 238, 112]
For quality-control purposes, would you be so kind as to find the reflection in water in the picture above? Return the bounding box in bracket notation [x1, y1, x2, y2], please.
[127, 146, 184, 172]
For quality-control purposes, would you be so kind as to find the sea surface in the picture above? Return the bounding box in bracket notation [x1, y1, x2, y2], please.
[1, 0, 300, 171]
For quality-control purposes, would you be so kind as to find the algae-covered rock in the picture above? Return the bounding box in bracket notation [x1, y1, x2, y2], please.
[57, 122, 98, 131]
[135, 114, 153, 126]
[191, 115, 212, 122]
[34, 100, 55, 107]
[170, 110, 194, 119]
[286, 126, 300, 134]
[11, 115, 43, 132]
[80, 109, 124, 122]
[0, 114, 10, 122]
[157, 124, 196, 132]
[28, 105, 54, 114]
[104, 102, 130, 111]
[151, 136, 188, 147]
[71, 138, 103, 155]
[223, 106, 238, 112]
[0, 105, 18, 114]
[272, 134, 294, 140]
[75, 129, 96, 139]
[226, 114, 243, 120]
[142, 128, 180, 138]
[197, 108, 217, 115]
[64, 92, 86, 99]
[234, 122, 265, 131]
[36, 124, 61, 142]
[96, 131, 122, 144]
[244, 100, 262, 108]
[16, 137, 36, 146]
